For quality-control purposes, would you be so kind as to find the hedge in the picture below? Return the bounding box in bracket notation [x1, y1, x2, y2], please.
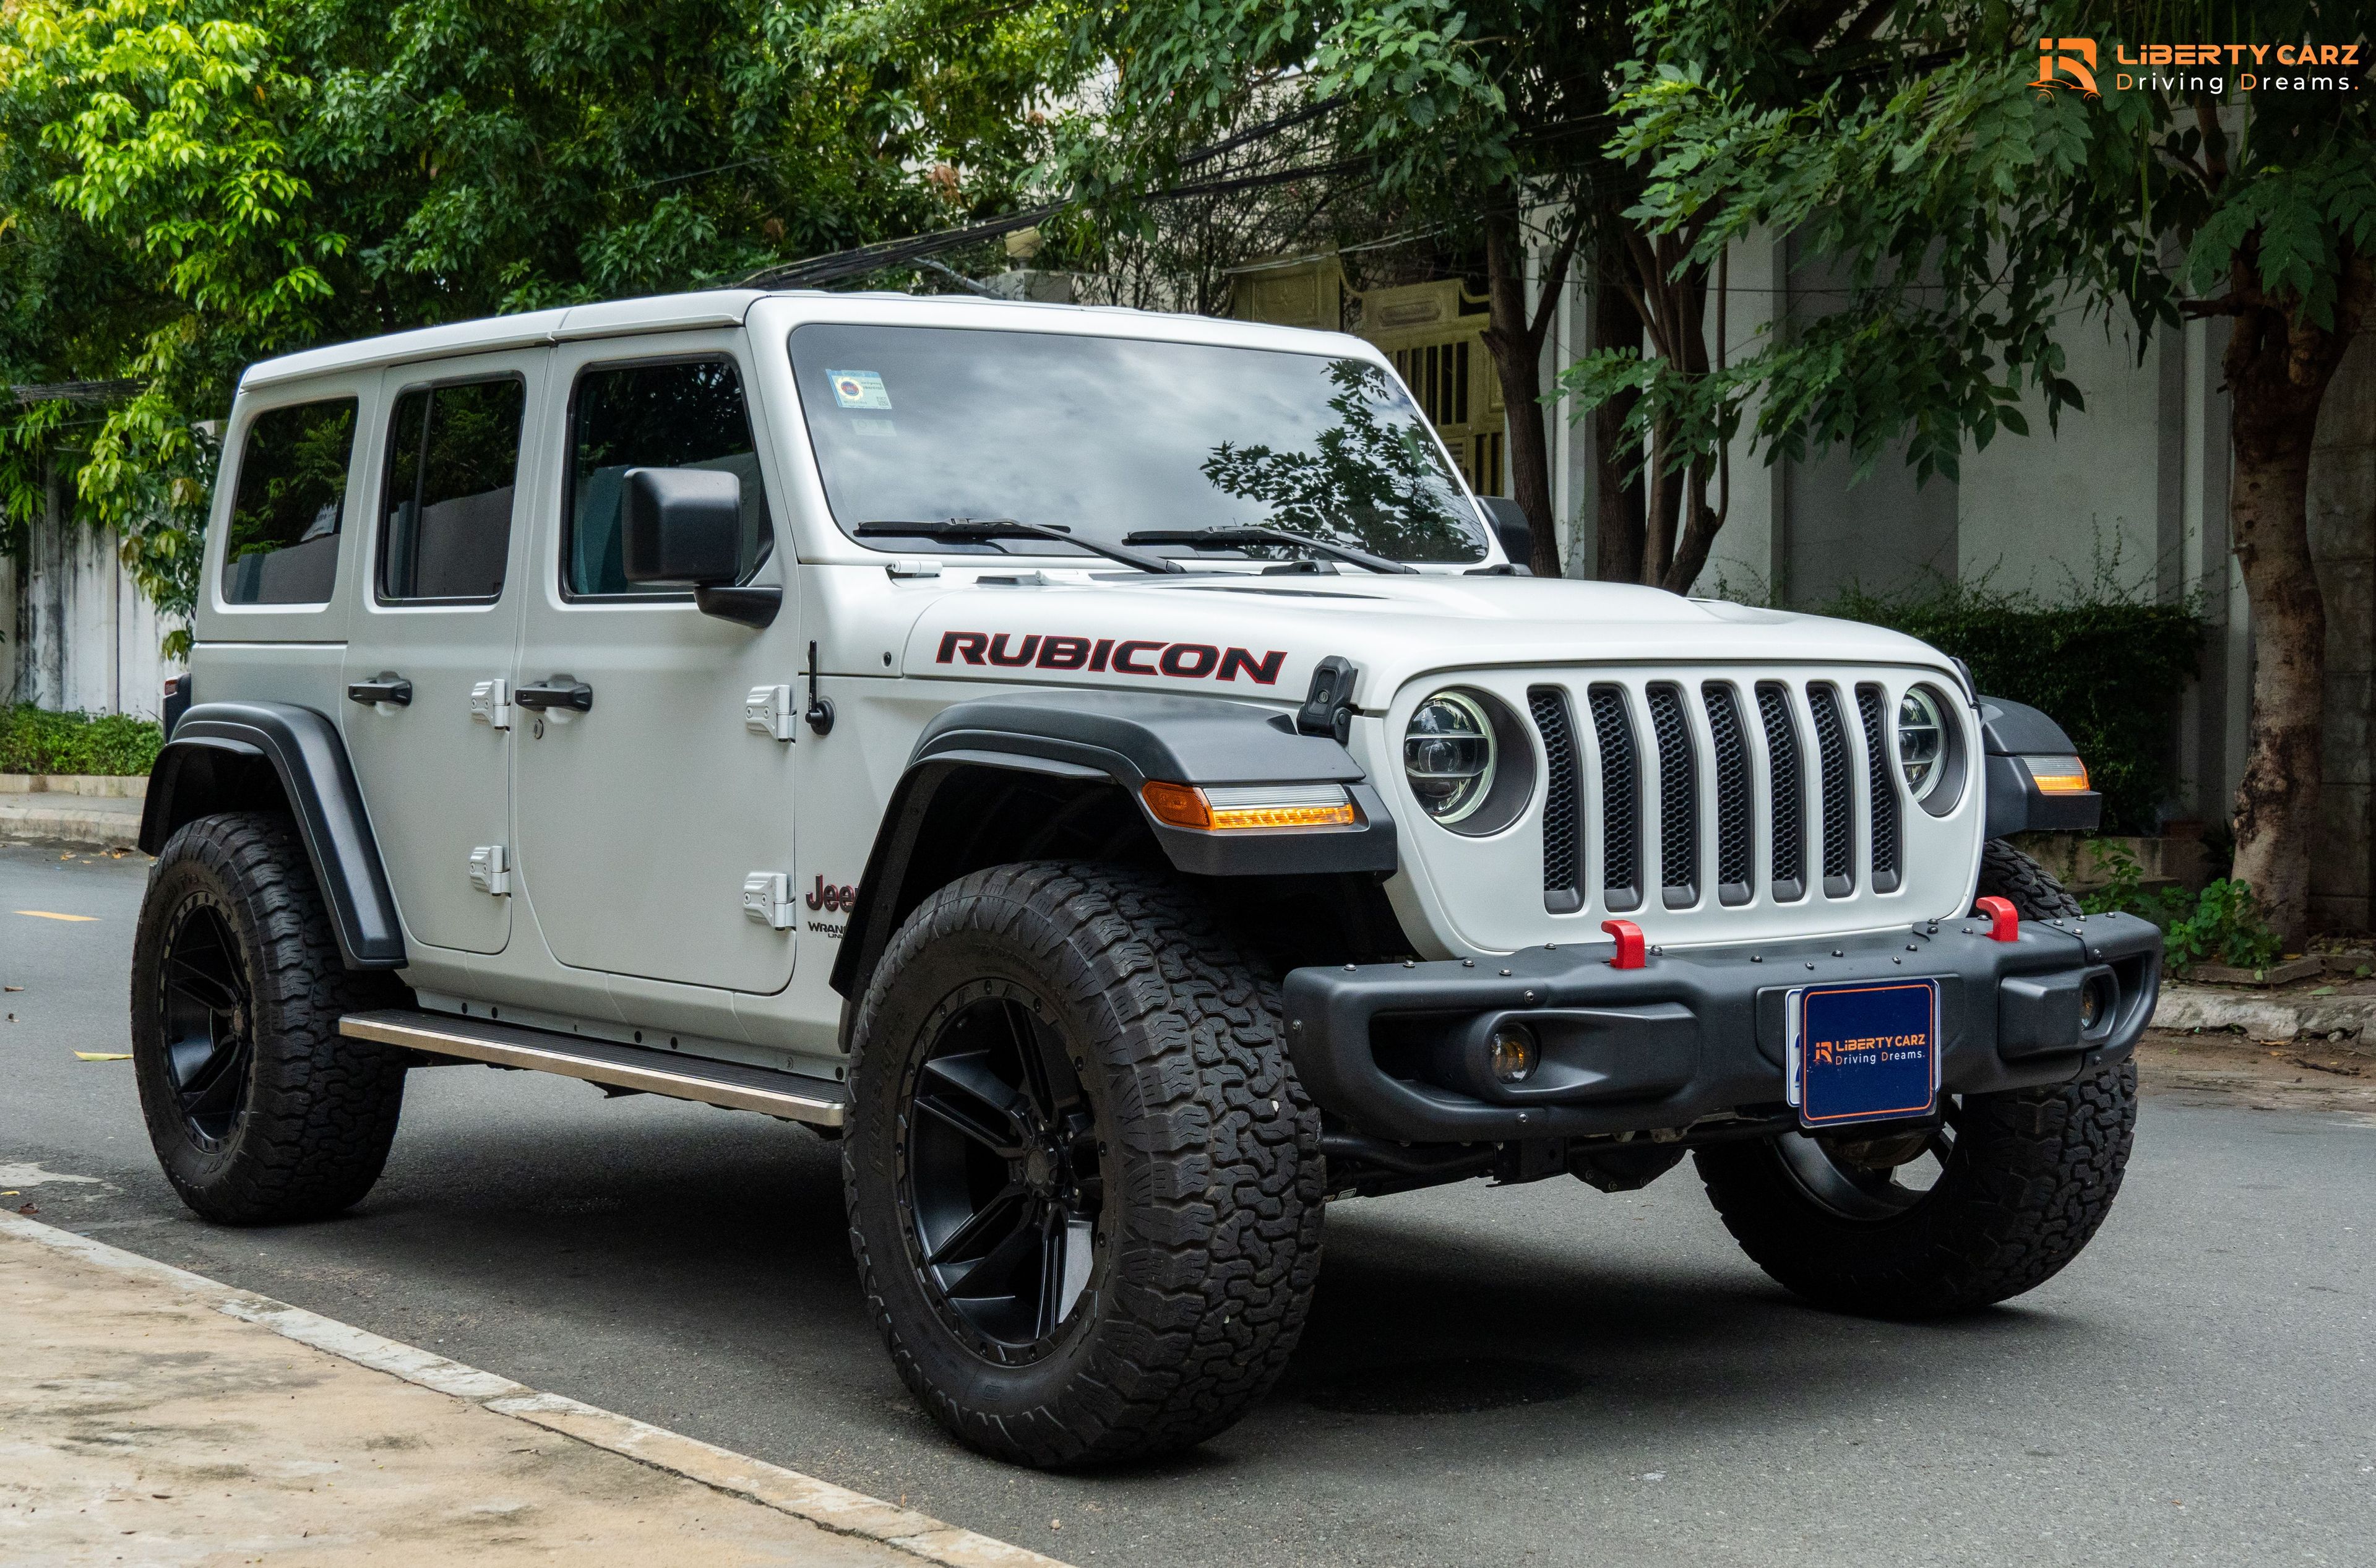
[1818, 579, 2205, 834]
[0, 704, 165, 777]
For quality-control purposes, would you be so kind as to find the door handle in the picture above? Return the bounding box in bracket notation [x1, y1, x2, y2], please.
[346, 673, 413, 706]
[514, 676, 593, 713]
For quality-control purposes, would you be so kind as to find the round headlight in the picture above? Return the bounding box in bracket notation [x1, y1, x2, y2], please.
[1405, 691, 1497, 824]
[1896, 687, 1947, 802]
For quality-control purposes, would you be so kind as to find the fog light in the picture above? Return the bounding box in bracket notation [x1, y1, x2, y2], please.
[2080, 976, 2112, 1032]
[1489, 1024, 1538, 1084]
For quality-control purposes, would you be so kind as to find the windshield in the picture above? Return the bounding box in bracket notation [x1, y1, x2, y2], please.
[788, 324, 1490, 565]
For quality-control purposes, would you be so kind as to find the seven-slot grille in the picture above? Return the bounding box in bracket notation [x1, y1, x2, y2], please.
[1530, 676, 1914, 916]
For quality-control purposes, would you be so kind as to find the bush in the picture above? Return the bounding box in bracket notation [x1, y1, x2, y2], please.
[2078, 840, 2283, 973]
[0, 704, 165, 777]
[1817, 576, 2204, 834]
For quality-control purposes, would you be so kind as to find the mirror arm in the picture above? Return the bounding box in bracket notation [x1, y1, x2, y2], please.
[694, 584, 782, 629]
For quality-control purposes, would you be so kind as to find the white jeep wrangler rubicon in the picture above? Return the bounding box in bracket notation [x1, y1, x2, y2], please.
[131, 288, 2161, 1467]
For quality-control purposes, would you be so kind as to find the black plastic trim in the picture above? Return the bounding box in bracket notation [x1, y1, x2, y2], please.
[1978, 697, 2104, 834]
[1283, 911, 2163, 1143]
[831, 691, 1400, 1000]
[139, 700, 407, 970]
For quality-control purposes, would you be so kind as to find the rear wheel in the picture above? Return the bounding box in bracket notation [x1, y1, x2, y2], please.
[844, 862, 1323, 1467]
[1696, 840, 2135, 1315]
[130, 812, 408, 1225]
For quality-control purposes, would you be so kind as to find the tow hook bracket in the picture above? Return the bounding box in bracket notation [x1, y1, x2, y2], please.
[1601, 918, 1646, 969]
[1974, 895, 2020, 942]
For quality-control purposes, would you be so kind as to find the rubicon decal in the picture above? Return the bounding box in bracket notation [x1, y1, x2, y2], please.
[936, 631, 1287, 684]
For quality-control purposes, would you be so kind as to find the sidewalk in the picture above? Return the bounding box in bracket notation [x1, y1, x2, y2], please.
[0, 791, 144, 850]
[0, 1213, 1064, 1568]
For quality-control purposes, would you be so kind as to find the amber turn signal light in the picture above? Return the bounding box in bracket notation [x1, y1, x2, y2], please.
[2021, 754, 2091, 795]
[1140, 781, 1358, 832]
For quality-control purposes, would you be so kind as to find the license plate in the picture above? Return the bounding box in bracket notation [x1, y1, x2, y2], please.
[1786, 980, 1941, 1129]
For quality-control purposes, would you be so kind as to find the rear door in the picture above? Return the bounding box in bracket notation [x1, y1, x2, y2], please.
[341, 352, 543, 955]
[507, 337, 801, 994]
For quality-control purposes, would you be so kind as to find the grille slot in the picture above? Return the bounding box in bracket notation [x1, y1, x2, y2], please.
[1587, 684, 1642, 912]
[1646, 683, 1698, 908]
[1529, 686, 1582, 913]
[1807, 683, 1855, 897]
[1755, 682, 1807, 902]
[1857, 684, 1903, 893]
[1703, 684, 1754, 905]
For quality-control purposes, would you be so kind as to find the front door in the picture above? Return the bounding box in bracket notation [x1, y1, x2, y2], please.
[342, 352, 542, 955]
[509, 339, 801, 994]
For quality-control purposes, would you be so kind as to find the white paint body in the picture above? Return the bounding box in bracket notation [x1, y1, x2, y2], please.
[193, 291, 1985, 1082]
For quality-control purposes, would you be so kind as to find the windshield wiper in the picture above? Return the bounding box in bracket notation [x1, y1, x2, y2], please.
[853, 518, 1184, 575]
[1121, 525, 1419, 575]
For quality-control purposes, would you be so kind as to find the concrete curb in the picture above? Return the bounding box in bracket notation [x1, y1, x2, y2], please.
[0, 1208, 1069, 1568]
[0, 794, 144, 850]
[2154, 982, 2376, 1041]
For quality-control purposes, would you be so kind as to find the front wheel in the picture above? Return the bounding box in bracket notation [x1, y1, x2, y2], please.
[843, 863, 1323, 1467]
[1695, 840, 2135, 1315]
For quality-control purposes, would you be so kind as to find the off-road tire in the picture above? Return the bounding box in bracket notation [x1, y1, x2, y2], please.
[130, 812, 408, 1224]
[1695, 839, 2135, 1316]
[843, 862, 1324, 1467]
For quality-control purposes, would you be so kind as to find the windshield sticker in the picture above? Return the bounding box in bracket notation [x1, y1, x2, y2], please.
[828, 370, 892, 410]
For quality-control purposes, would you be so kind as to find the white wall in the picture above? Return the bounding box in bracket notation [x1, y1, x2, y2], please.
[7, 502, 182, 720]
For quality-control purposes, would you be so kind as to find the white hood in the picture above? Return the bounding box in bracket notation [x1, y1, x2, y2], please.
[888, 571, 1958, 706]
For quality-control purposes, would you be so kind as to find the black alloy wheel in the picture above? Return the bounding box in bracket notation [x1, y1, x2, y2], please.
[131, 811, 410, 1225]
[901, 987, 1104, 1359]
[154, 900, 257, 1151]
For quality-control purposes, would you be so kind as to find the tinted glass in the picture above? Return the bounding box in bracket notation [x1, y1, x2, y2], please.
[221, 398, 357, 605]
[789, 325, 1488, 564]
[379, 378, 526, 601]
[566, 359, 771, 595]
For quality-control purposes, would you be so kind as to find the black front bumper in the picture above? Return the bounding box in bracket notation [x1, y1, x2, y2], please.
[1281, 911, 2163, 1144]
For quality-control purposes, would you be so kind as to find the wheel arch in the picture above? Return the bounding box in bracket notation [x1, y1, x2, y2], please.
[829, 690, 1401, 1004]
[139, 701, 407, 971]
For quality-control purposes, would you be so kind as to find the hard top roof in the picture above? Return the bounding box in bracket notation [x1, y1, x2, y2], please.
[238, 288, 1372, 391]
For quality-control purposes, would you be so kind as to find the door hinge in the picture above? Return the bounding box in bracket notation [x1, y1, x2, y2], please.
[470, 678, 512, 730]
[744, 684, 796, 742]
[468, 844, 511, 897]
[741, 871, 795, 929]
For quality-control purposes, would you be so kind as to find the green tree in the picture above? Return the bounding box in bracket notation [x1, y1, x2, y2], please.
[1055, 0, 1635, 578]
[0, 0, 1080, 649]
[1578, 0, 2371, 939]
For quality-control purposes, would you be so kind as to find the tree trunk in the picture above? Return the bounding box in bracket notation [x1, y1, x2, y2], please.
[1481, 204, 1573, 578]
[1592, 241, 1645, 584]
[2221, 271, 2364, 942]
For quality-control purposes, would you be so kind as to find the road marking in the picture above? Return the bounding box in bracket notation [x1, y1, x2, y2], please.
[0, 1208, 1072, 1568]
[14, 910, 97, 922]
[72, 1052, 132, 1062]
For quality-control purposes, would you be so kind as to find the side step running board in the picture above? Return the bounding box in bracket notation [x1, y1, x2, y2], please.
[339, 1009, 846, 1127]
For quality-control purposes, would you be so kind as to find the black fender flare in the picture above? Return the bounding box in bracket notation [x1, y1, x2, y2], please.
[139, 701, 407, 970]
[1978, 696, 2103, 835]
[830, 690, 1397, 1000]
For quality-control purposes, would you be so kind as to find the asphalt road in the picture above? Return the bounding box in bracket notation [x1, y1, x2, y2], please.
[5, 840, 2372, 1567]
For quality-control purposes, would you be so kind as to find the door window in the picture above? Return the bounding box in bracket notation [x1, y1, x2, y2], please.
[221, 398, 358, 605]
[378, 377, 528, 602]
[564, 358, 772, 596]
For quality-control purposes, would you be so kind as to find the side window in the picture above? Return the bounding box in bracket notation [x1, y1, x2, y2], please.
[565, 358, 772, 597]
[220, 398, 358, 606]
[379, 377, 528, 602]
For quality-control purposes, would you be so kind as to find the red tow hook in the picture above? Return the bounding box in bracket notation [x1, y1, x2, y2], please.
[1973, 895, 2020, 942]
[1601, 918, 1646, 970]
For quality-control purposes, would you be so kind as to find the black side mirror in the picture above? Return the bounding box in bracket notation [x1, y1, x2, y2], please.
[621, 467, 780, 627]
[1478, 496, 1534, 575]
[622, 467, 742, 586]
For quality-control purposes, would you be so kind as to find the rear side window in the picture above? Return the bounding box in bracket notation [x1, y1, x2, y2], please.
[379, 378, 528, 601]
[565, 358, 771, 596]
[221, 398, 358, 606]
